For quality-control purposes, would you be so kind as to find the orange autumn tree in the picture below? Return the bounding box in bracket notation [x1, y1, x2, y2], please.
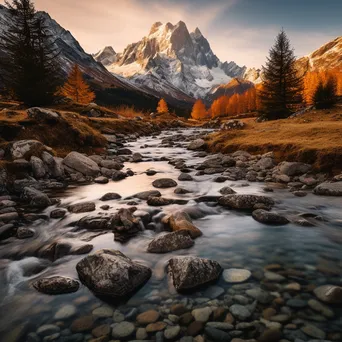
[60, 64, 95, 104]
[191, 99, 208, 120]
[157, 98, 169, 114]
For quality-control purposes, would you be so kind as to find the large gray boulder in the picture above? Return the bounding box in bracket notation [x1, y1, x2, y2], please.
[314, 182, 342, 196]
[22, 187, 52, 208]
[256, 157, 274, 170]
[252, 209, 289, 225]
[188, 139, 207, 151]
[219, 195, 274, 211]
[152, 178, 178, 189]
[30, 156, 46, 179]
[168, 256, 222, 291]
[63, 152, 100, 177]
[76, 249, 151, 298]
[27, 107, 60, 121]
[278, 162, 311, 176]
[10, 140, 51, 160]
[147, 230, 194, 253]
[41, 152, 65, 179]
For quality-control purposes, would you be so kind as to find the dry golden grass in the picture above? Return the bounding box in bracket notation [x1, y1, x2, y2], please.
[207, 108, 342, 173]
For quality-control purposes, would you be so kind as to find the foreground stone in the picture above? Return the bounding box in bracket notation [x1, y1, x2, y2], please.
[22, 187, 52, 208]
[32, 276, 79, 295]
[168, 256, 222, 291]
[10, 140, 50, 160]
[76, 249, 151, 298]
[313, 285, 342, 304]
[188, 139, 206, 151]
[63, 152, 100, 177]
[108, 208, 141, 242]
[167, 211, 202, 238]
[223, 268, 252, 283]
[152, 178, 178, 188]
[134, 190, 162, 200]
[219, 194, 275, 211]
[314, 182, 342, 196]
[147, 230, 194, 253]
[68, 202, 96, 213]
[252, 209, 289, 225]
[278, 161, 311, 176]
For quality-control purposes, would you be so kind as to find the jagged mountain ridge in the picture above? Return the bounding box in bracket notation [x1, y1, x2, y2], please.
[100, 21, 252, 99]
[297, 36, 342, 73]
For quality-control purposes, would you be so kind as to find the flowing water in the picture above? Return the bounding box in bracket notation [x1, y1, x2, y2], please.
[0, 128, 341, 341]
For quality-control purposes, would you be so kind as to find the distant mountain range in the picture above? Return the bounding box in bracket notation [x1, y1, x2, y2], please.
[94, 21, 261, 101]
[0, 3, 341, 112]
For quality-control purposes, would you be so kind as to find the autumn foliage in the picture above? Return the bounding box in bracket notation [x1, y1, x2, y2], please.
[60, 64, 95, 104]
[210, 87, 258, 118]
[157, 98, 169, 114]
[191, 99, 208, 119]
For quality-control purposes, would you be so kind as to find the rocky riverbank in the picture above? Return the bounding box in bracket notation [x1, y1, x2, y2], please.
[0, 120, 342, 342]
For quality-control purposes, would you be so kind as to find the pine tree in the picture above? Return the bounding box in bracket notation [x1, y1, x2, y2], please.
[259, 30, 303, 119]
[0, 0, 61, 105]
[60, 64, 95, 104]
[191, 99, 207, 119]
[157, 98, 168, 114]
[313, 74, 337, 109]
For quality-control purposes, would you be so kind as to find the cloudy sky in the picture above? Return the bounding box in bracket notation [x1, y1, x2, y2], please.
[5, 0, 342, 68]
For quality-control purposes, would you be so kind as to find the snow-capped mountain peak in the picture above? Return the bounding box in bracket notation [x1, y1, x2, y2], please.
[100, 21, 247, 99]
[93, 46, 117, 66]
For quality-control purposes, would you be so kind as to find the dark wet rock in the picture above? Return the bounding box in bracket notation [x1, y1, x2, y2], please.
[134, 190, 162, 200]
[112, 171, 127, 181]
[22, 187, 52, 208]
[94, 176, 109, 184]
[100, 160, 122, 170]
[314, 182, 342, 196]
[230, 304, 251, 320]
[153, 178, 178, 188]
[178, 173, 193, 181]
[166, 211, 202, 239]
[252, 209, 289, 225]
[63, 152, 100, 177]
[204, 167, 226, 175]
[293, 190, 307, 197]
[100, 205, 110, 211]
[68, 202, 96, 213]
[76, 249, 151, 298]
[301, 324, 326, 339]
[174, 187, 192, 194]
[219, 194, 274, 211]
[222, 156, 236, 167]
[132, 152, 143, 162]
[258, 328, 282, 342]
[30, 156, 46, 179]
[136, 310, 160, 324]
[50, 209, 67, 219]
[32, 276, 79, 295]
[188, 139, 206, 151]
[219, 187, 236, 195]
[117, 148, 133, 155]
[213, 176, 227, 183]
[16, 227, 34, 239]
[168, 256, 222, 291]
[109, 208, 141, 242]
[147, 230, 194, 253]
[146, 169, 157, 176]
[100, 192, 122, 201]
[147, 197, 188, 206]
[0, 223, 15, 239]
[286, 298, 307, 308]
[278, 161, 311, 176]
[70, 315, 94, 333]
[77, 216, 110, 230]
[313, 285, 342, 304]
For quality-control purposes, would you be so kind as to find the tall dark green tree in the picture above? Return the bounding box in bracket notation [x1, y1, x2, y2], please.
[313, 74, 337, 109]
[0, 0, 61, 106]
[259, 30, 303, 119]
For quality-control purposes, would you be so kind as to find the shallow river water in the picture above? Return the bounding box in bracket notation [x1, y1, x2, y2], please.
[0, 128, 341, 341]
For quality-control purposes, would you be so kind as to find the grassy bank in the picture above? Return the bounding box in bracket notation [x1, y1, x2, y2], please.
[206, 108, 342, 173]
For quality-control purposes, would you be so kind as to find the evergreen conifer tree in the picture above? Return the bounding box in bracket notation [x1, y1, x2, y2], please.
[259, 30, 303, 119]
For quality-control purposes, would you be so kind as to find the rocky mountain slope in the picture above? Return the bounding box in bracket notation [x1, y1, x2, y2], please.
[98, 21, 253, 100]
[297, 36, 342, 73]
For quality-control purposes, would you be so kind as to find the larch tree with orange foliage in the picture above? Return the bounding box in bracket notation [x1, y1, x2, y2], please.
[60, 64, 95, 104]
[157, 98, 169, 114]
[191, 99, 208, 120]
